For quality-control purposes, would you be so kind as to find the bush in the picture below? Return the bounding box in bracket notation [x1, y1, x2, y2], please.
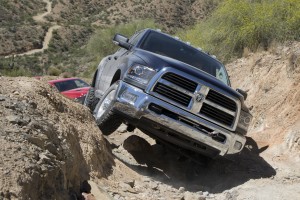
[48, 66, 62, 76]
[178, 0, 300, 62]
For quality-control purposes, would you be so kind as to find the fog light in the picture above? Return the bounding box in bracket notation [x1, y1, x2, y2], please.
[234, 141, 243, 150]
[121, 90, 137, 105]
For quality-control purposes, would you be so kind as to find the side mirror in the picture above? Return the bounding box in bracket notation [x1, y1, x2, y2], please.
[236, 88, 248, 100]
[113, 34, 131, 50]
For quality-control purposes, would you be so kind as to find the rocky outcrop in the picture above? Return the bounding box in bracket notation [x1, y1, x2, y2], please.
[0, 77, 113, 199]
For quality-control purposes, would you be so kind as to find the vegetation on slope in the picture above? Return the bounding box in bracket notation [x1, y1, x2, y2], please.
[0, 0, 219, 77]
[178, 0, 300, 62]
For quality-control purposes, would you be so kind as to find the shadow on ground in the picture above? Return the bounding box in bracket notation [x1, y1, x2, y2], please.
[114, 135, 276, 193]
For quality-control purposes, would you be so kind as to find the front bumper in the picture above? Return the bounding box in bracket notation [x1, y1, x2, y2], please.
[114, 81, 246, 156]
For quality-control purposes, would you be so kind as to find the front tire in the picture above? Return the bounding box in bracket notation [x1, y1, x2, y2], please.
[84, 87, 99, 112]
[93, 82, 122, 135]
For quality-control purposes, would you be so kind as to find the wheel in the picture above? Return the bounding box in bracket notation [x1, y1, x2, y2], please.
[84, 87, 99, 112]
[93, 82, 122, 135]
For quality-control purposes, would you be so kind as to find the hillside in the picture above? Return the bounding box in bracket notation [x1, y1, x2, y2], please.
[0, 0, 47, 56]
[0, 0, 219, 77]
[50, 0, 217, 31]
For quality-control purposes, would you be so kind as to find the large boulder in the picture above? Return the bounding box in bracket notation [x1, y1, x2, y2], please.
[0, 77, 113, 199]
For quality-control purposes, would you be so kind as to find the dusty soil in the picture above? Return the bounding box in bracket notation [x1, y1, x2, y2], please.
[0, 42, 299, 200]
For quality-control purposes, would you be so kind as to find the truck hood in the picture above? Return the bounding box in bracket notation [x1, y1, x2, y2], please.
[133, 49, 248, 109]
[61, 87, 90, 99]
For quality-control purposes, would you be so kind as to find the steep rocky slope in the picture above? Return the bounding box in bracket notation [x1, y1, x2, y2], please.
[0, 77, 113, 199]
[227, 42, 300, 153]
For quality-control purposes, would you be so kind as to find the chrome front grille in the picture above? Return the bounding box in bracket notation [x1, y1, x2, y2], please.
[162, 73, 197, 92]
[206, 89, 237, 111]
[151, 71, 240, 130]
[200, 103, 235, 126]
[153, 83, 192, 107]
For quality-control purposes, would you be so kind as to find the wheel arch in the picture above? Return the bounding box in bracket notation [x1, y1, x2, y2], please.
[110, 69, 121, 86]
[91, 69, 98, 87]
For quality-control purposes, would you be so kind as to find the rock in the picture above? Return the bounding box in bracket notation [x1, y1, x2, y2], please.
[142, 177, 151, 182]
[27, 135, 47, 149]
[82, 193, 96, 200]
[184, 191, 205, 200]
[119, 182, 135, 193]
[0, 95, 5, 101]
[29, 101, 37, 109]
[22, 115, 31, 125]
[149, 182, 158, 190]
[123, 135, 152, 152]
[179, 187, 185, 193]
[113, 193, 123, 200]
[39, 153, 50, 162]
[0, 77, 113, 199]
[203, 191, 209, 197]
[124, 179, 135, 188]
[117, 124, 128, 133]
[6, 115, 21, 124]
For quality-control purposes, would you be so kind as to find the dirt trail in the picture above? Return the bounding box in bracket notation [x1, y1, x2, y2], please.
[5, 0, 60, 58]
[33, 0, 52, 23]
[14, 25, 60, 57]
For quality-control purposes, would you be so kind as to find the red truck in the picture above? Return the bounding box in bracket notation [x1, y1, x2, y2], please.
[48, 78, 90, 104]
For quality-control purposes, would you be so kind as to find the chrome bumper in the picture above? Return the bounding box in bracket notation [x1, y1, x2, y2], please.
[114, 81, 246, 156]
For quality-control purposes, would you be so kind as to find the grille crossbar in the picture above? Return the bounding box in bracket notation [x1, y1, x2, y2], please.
[163, 73, 197, 92]
[206, 90, 237, 111]
[154, 83, 191, 107]
[152, 72, 238, 129]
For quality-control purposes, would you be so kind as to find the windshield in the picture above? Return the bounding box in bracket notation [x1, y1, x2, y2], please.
[54, 79, 89, 92]
[140, 31, 230, 85]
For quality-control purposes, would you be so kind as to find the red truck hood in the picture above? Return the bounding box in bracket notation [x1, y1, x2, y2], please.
[61, 87, 90, 99]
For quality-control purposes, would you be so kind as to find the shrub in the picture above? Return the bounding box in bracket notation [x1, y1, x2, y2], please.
[178, 0, 300, 62]
[48, 66, 61, 76]
[1, 68, 32, 77]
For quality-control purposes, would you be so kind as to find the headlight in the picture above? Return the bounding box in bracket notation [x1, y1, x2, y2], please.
[74, 94, 86, 104]
[237, 110, 252, 134]
[124, 64, 157, 89]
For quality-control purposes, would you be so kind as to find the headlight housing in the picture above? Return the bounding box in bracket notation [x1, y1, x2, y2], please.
[124, 64, 157, 89]
[236, 110, 252, 135]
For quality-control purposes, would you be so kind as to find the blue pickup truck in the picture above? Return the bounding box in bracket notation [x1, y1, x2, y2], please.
[84, 29, 252, 157]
